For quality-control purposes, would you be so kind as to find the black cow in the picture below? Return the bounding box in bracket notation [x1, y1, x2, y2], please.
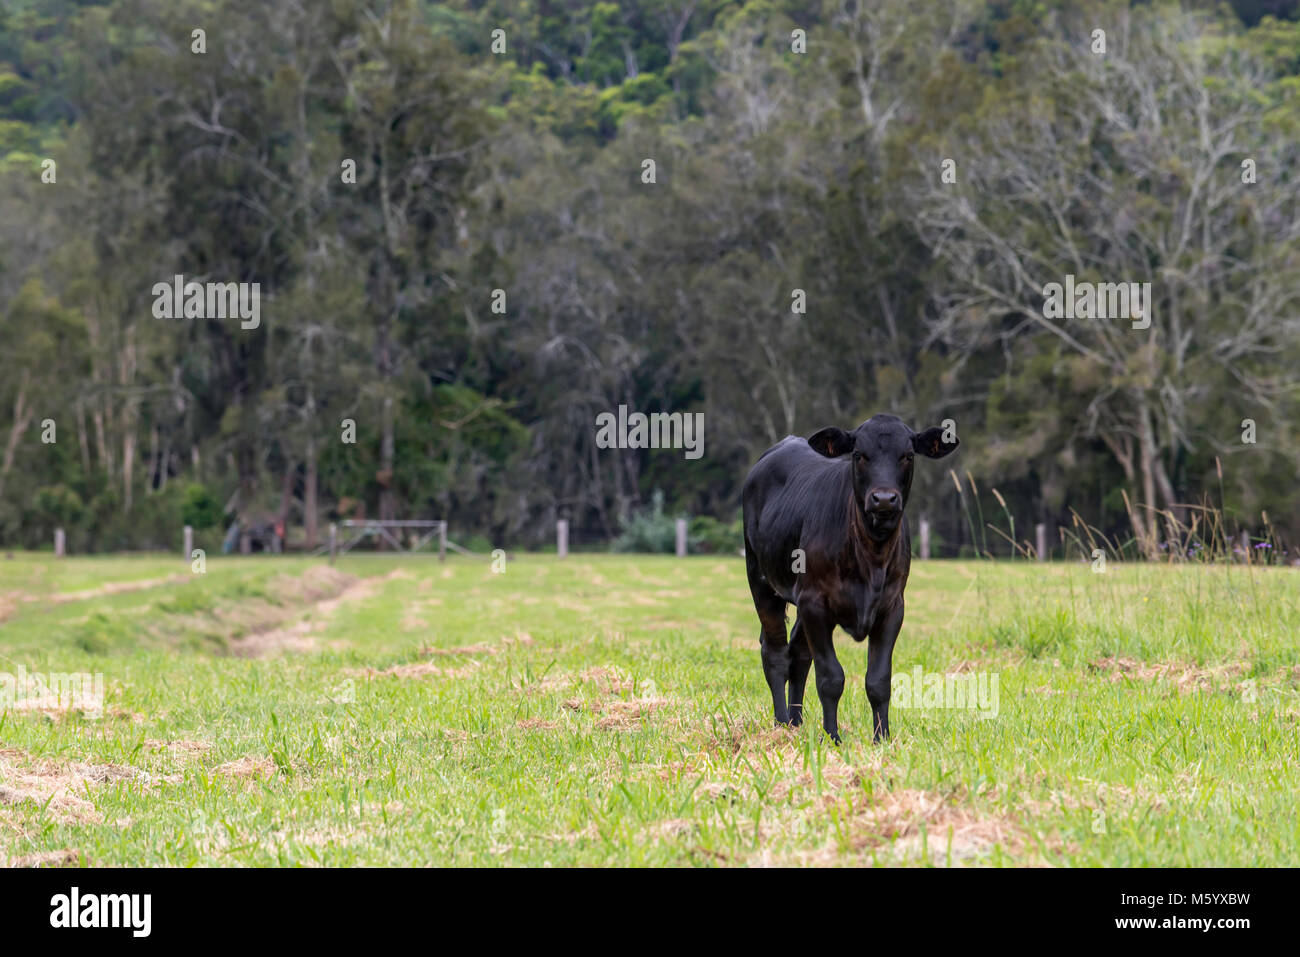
[741, 414, 959, 743]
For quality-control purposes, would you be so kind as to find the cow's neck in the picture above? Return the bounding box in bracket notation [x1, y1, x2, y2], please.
[828, 497, 903, 640]
[844, 495, 904, 583]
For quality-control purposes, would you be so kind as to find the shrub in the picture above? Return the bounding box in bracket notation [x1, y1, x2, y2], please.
[690, 514, 742, 554]
[612, 489, 680, 553]
[181, 483, 224, 530]
[33, 484, 85, 528]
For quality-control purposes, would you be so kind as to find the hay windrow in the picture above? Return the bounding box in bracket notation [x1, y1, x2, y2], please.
[226, 566, 422, 657]
[6, 848, 82, 868]
[1090, 656, 1251, 693]
[0, 747, 166, 825]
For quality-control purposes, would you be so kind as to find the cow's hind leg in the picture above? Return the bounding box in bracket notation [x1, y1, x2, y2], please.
[746, 553, 791, 726]
[755, 595, 791, 726]
[787, 618, 813, 727]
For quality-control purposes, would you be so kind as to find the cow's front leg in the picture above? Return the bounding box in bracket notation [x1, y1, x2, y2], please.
[786, 618, 813, 728]
[866, 602, 904, 742]
[799, 606, 844, 744]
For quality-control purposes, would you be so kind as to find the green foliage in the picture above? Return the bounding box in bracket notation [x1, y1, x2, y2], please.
[689, 514, 742, 554]
[33, 484, 84, 527]
[0, 0, 1297, 557]
[612, 489, 682, 553]
[181, 484, 224, 530]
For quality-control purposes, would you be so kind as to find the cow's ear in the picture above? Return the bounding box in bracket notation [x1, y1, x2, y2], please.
[913, 426, 959, 459]
[808, 427, 854, 458]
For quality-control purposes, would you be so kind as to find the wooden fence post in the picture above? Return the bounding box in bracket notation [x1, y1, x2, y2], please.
[919, 518, 930, 560]
[557, 519, 569, 558]
[675, 518, 687, 558]
[329, 523, 337, 565]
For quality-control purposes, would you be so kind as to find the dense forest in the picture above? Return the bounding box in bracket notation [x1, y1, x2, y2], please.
[1, 0, 1297, 557]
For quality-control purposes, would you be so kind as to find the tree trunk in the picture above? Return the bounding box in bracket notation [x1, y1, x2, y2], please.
[1136, 404, 1162, 559]
[157, 435, 171, 493]
[121, 339, 139, 513]
[1102, 425, 1154, 555]
[93, 404, 111, 481]
[379, 395, 396, 533]
[122, 411, 136, 514]
[304, 436, 318, 549]
[76, 398, 91, 478]
[276, 462, 295, 550]
[375, 135, 399, 539]
[1153, 452, 1180, 527]
[0, 373, 33, 502]
[146, 422, 159, 494]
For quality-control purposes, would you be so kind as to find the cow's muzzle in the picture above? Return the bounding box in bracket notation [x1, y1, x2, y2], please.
[865, 489, 902, 533]
[868, 489, 901, 512]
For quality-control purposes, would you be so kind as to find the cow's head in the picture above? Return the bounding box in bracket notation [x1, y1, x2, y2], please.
[807, 414, 959, 539]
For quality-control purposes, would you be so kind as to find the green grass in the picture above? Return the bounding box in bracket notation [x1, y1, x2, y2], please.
[0, 552, 1297, 866]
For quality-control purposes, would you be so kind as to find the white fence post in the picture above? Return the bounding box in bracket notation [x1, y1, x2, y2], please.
[183, 525, 193, 562]
[1036, 523, 1047, 561]
[557, 519, 569, 558]
[919, 518, 930, 560]
[675, 518, 687, 558]
[54, 528, 65, 558]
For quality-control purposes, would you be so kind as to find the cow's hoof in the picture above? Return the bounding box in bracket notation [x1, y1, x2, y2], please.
[788, 707, 804, 728]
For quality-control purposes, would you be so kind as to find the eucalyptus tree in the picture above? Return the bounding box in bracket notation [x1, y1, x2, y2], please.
[330, 0, 491, 525]
[911, 7, 1300, 552]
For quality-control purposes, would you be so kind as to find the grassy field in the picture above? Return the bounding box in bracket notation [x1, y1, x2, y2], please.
[0, 550, 1297, 866]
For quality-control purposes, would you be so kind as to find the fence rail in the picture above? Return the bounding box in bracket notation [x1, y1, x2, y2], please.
[328, 520, 449, 563]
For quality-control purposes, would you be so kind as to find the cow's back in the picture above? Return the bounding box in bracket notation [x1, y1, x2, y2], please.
[742, 436, 850, 598]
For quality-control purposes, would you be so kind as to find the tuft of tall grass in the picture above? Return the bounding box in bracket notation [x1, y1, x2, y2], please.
[948, 467, 1298, 667]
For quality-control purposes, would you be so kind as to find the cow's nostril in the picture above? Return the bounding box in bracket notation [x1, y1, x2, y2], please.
[869, 490, 900, 510]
